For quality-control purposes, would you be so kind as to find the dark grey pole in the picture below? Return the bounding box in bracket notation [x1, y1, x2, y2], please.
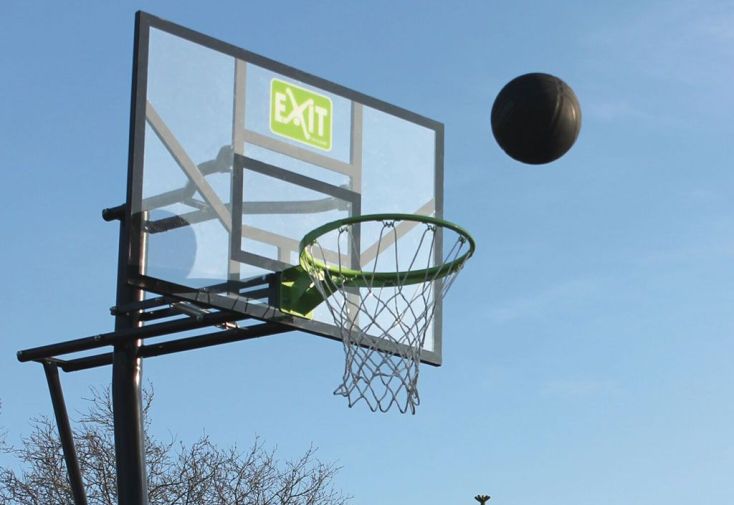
[112, 345, 147, 505]
[111, 207, 148, 505]
[42, 362, 88, 505]
[112, 12, 149, 504]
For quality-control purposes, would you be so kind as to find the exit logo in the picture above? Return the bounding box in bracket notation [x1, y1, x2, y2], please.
[270, 79, 333, 151]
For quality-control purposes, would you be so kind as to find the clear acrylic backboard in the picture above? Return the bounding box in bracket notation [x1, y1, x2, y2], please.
[127, 13, 445, 365]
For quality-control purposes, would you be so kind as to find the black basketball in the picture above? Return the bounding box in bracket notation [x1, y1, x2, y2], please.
[491, 73, 581, 165]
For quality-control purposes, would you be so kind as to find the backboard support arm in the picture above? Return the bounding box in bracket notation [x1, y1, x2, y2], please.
[42, 361, 88, 505]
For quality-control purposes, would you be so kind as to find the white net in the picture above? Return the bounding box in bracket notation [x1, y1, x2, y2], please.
[301, 216, 473, 414]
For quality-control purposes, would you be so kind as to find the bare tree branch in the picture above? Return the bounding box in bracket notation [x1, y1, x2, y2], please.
[0, 390, 350, 505]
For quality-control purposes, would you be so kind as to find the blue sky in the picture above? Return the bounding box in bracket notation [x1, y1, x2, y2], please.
[2, 1, 734, 504]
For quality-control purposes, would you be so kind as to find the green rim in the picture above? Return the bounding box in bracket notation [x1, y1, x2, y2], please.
[299, 213, 476, 287]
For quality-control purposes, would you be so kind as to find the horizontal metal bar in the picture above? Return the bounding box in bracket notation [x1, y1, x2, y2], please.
[146, 196, 349, 235]
[233, 250, 292, 273]
[242, 130, 356, 178]
[58, 353, 113, 372]
[129, 274, 275, 299]
[140, 322, 287, 358]
[17, 312, 245, 362]
[166, 275, 274, 293]
[238, 154, 359, 203]
[139, 307, 180, 321]
[55, 323, 288, 372]
[111, 295, 172, 316]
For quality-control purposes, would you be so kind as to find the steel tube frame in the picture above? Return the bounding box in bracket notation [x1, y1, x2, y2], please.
[17, 311, 242, 363]
[43, 362, 88, 505]
[139, 322, 286, 358]
[47, 322, 288, 373]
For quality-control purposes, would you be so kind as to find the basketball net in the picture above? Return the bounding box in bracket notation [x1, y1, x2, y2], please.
[301, 217, 472, 414]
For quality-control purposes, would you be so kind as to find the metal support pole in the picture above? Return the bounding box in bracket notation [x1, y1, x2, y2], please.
[112, 339, 147, 505]
[113, 12, 149, 504]
[111, 207, 148, 505]
[110, 199, 148, 505]
[43, 362, 88, 505]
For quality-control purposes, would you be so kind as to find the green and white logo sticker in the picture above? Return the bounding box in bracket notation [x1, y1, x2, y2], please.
[270, 78, 333, 151]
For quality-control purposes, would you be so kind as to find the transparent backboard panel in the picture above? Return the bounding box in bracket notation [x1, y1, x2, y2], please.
[128, 14, 444, 364]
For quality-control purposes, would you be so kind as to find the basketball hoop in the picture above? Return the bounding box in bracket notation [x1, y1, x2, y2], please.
[296, 213, 475, 413]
